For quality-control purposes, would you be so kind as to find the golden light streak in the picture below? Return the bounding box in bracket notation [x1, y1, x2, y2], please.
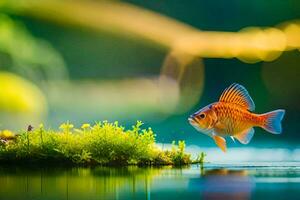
[280, 21, 300, 50]
[3, 0, 300, 62]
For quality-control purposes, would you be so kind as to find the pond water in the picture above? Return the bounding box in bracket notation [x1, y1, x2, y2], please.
[0, 162, 299, 200]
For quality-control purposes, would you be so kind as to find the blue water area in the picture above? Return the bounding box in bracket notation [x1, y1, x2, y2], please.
[0, 162, 299, 200]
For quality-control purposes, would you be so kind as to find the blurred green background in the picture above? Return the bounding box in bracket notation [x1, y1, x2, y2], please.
[0, 0, 299, 148]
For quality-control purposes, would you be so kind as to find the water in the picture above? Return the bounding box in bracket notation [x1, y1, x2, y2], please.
[0, 162, 299, 200]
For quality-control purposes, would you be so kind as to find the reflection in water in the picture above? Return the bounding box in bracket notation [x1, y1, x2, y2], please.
[198, 169, 254, 200]
[0, 164, 299, 200]
[0, 166, 161, 200]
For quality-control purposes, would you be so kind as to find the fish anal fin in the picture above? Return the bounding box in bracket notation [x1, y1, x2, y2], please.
[219, 83, 255, 111]
[213, 135, 227, 152]
[235, 128, 255, 144]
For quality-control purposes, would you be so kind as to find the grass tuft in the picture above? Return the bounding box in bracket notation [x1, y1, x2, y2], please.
[0, 121, 203, 166]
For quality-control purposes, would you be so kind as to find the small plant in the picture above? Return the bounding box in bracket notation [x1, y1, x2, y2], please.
[0, 121, 196, 166]
[59, 121, 74, 134]
[39, 124, 44, 145]
[164, 140, 191, 166]
[194, 152, 206, 164]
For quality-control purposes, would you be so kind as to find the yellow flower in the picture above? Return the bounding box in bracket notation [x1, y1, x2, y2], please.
[81, 123, 91, 129]
[59, 122, 74, 133]
[0, 130, 15, 140]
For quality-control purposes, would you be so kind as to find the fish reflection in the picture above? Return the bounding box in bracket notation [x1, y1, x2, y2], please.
[189, 169, 254, 200]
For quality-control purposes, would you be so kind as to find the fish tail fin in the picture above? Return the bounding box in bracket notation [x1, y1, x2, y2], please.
[260, 109, 285, 134]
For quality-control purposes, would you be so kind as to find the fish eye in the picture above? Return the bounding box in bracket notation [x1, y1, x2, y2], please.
[199, 113, 206, 119]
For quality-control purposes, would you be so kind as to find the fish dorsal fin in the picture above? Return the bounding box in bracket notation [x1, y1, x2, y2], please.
[213, 135, 227, 152]
[219, 83, 255, 111]
[235, 128, 255, 144]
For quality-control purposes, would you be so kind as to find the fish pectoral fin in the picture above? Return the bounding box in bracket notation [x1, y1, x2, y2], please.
[213, 135, 227, 152]
[234, 128, 255, 144]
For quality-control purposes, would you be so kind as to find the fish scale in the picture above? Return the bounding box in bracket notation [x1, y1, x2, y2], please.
[216, 103, 247, 134]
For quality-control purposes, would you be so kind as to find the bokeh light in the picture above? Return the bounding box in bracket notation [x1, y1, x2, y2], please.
[262, 51, 300, 109]
[0, 72, 47, 128]
[160, 50, 204, 114]
[280, 21, 300, 50]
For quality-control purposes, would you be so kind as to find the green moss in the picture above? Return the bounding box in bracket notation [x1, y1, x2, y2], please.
[0, 121, 204, 166]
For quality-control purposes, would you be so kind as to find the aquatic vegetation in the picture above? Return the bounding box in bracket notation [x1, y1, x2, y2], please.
[0, 121, 197, 166]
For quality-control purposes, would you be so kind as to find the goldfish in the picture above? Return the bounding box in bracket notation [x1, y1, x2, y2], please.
[188, 83, 285, 152]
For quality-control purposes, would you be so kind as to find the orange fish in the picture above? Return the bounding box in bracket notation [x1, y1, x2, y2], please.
[188, 83, 285, 152]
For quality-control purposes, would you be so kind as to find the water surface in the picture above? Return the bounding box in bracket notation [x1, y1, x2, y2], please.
[0, 162, 299, 200]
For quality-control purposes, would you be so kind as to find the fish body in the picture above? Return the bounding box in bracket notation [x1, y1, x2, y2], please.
[188, 83, 285, 152]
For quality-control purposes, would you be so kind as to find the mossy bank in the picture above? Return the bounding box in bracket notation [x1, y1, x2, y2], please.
[0, 121, 205, 166]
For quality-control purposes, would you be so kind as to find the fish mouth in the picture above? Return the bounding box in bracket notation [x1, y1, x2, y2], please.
[189, 116, 212, 134]
[188, 117, 196, 125]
